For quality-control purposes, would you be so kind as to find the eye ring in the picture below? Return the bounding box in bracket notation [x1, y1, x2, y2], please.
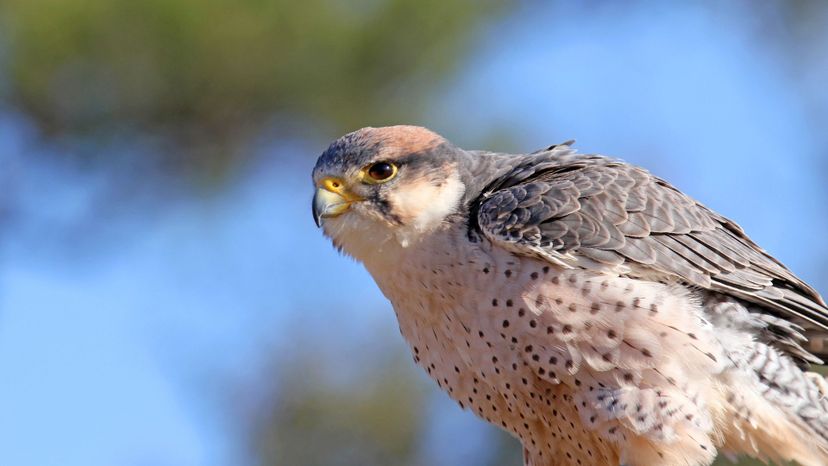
[363, 161, 398, 183]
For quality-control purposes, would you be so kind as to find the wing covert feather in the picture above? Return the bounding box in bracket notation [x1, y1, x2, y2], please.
[473, 151, 828, 334]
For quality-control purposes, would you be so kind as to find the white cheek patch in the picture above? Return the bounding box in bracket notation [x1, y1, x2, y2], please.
[387, 172, 465, 243]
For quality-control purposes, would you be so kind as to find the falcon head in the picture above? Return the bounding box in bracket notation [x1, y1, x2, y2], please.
[312, 126, 467, 259]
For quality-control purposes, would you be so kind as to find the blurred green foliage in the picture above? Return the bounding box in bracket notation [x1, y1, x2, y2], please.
[0, 0, 502, 169]
[255, 351, 430, 466]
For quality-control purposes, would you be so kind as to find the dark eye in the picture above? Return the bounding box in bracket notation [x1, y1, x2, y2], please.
[366, 161, 397, 182]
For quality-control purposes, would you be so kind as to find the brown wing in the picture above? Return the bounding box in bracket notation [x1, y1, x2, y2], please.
[473, 152, 828, 335]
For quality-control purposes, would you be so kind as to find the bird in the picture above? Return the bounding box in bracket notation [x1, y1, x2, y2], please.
[311, 125, 828, 466]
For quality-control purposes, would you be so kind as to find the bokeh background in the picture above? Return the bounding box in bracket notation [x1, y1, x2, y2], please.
[1, 1, 827, 465]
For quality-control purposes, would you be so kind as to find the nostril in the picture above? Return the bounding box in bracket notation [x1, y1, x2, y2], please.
[332, 181, 340, 188]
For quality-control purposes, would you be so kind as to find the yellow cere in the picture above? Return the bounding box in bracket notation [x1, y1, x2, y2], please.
[321, 177, 345, 193]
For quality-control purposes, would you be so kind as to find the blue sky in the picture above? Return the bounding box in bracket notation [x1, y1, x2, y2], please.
[1, 3, 827, 465]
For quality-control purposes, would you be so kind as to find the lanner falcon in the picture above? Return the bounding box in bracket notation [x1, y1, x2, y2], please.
[311, 125, 828, 466]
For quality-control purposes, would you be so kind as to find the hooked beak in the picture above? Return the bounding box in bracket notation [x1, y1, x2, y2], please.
[312, 177, 358, 227]
[313, 188, 350, 227]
